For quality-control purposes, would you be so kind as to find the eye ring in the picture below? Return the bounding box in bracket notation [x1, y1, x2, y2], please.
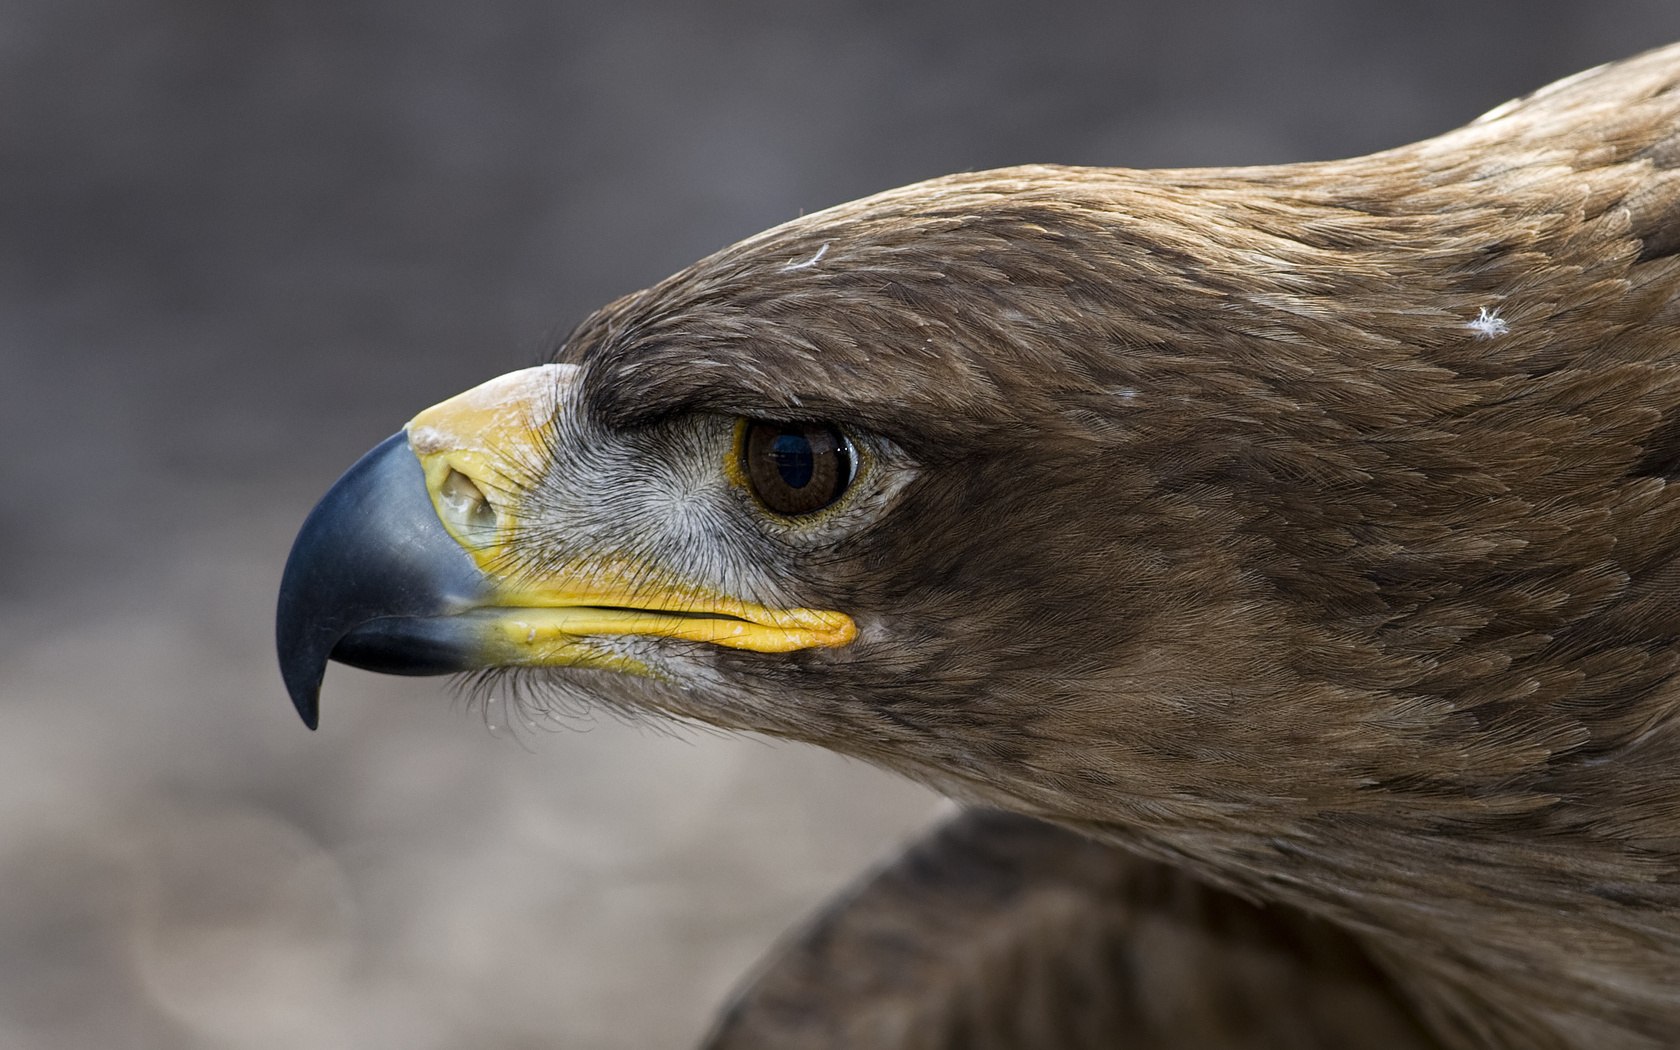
[739, 420, 855, 517]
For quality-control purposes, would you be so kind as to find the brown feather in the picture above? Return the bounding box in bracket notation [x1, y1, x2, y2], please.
[544, 44, 1680, 1049]
[703, 810, 1437, 1050]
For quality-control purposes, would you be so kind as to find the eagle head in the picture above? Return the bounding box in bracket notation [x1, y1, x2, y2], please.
[276, 172, 1294, 829]
[279, 44, 1680, 1047]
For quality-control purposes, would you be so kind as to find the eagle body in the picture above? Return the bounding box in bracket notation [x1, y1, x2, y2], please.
[280, 45, 1680, 1049]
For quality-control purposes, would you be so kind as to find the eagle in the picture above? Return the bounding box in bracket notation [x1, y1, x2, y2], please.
[278, 44, 1680, 1050]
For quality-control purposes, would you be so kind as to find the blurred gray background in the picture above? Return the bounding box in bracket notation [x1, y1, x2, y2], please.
[5, 2, 1680, 1047]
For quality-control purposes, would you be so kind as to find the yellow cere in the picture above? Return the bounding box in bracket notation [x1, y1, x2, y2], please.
[403, 366, 859, 658]
[406, 363, 565, 559]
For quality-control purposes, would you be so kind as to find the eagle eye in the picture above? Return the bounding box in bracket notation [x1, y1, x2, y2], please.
[740, 420, 854, 517]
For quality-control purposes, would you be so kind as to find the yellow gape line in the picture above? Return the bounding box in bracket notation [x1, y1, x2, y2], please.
[402, 365, 857, 662]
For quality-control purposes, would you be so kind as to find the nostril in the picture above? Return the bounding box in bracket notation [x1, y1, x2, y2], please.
[439, 469, 497, 536]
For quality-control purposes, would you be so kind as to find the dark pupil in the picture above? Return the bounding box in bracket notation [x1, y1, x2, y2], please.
[742, 419, 852, 516]
[770, 432, 815, 488]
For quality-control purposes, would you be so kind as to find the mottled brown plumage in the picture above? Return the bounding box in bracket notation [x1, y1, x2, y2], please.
[283, 43, 1680, 1050]
[537, 44, 1680, 1050]
[703, 810, 1436, 1050]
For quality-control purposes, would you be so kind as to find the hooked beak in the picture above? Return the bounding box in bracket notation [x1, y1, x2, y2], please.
[275, 432, 493, 729]
[275, 365, 856, 729]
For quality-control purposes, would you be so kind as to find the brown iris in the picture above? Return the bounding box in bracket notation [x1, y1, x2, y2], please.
[741, 420, 853, 516]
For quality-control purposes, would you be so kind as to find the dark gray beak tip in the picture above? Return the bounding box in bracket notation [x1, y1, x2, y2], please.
[275, 437, 411, 731]
[276, 432, 495, 730]
[291, 685, 322, 731]
[274, 595, 324, 727]
[277, 476, 352, 730]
